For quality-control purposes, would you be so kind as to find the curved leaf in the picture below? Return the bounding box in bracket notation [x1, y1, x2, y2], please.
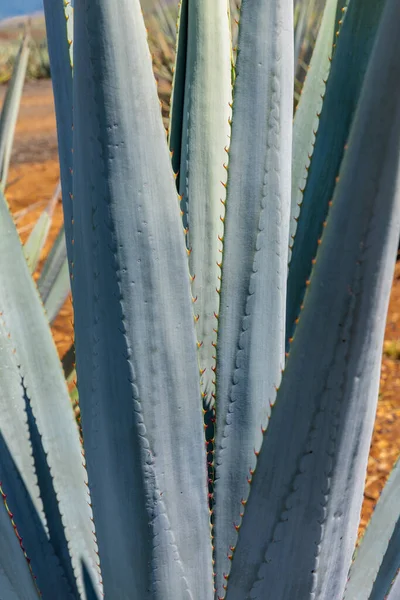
[0, 33, 30, 191]
[0, 189, 99, 599]
[0, 320, 74, 599]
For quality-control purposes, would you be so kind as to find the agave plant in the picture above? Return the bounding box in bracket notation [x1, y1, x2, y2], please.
[0, 0, 399, 598]
[0, 34, 71, 326]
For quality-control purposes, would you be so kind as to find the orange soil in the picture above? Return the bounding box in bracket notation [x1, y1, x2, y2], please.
[3, 79, 400, 532]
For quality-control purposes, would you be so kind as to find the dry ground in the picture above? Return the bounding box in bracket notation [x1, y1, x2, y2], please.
[2, 79, 399, 534]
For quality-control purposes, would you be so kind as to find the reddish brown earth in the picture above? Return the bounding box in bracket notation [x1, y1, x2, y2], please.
[2, 79, 400, 534]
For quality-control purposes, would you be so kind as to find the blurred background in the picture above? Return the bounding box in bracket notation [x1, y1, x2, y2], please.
[0, 0, 399, 536]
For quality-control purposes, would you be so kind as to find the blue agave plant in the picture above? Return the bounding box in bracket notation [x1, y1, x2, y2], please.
[0, 0, 399, 598]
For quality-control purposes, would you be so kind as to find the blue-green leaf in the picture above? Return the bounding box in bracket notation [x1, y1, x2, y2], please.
[387, 572, 400, 600]
[42, 0, 74, 268]
[171, 0, 232, 405]
[0, 483, 40, 600]
[370, 520, 400, 600]
[286, 0, 386, 343]
[290, 0, 339, 258]
[24, 182, 60, 274]
[0, 33, 30, 191]
[0, 320, 74, 599]
[214, 0, 293, 594]
[169, 0, 188, 182]
[38, 224, 70, 323]
[226, 1, 400, 595]
[72, 0, 212, 597]
[344, 459, 400, 600]
[0, 189, 99, 599]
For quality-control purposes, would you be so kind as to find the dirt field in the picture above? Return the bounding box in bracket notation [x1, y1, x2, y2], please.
[2, 79, 400, 533]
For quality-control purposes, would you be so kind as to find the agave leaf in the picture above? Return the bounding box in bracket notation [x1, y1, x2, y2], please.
[370, 521, 400, 600]
[169, 0, 231, 406]
[168, 0, 188, 183]
[387, 572, 400, 600]
[38, 224, 70, 323]
[72, 0, 212, 597]
[0, 485, 40, 600]
[23, 182, 61, 274]
[0, 320, 74, 598]
[214, 0, 293, 594]
[226, 1, 400, 595]
[0, 33, 30, 191]
[0, 189, 99, 599]
[343, 458, 400, 600]
[42, 0, 74, 268]
[286, 0, 387, 343]
[290, 0, 339, 258]
[333, 0, 350, 48]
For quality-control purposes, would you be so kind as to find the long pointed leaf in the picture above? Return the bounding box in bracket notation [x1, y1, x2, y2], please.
[0, 189, 99, 598]
[0, 34, 30, 191]
[169, 0, 188, 181]
[0, 320, 75, 599]
[214, 0, 293, 594]
[286, 0, 386, 342]
[388, 572, 400, 600]
[42, 0, 74, 268]
[171, 0, 231, 405]
[226, 2, 400, 596]
[370, 520, 400, 600]
[343, 459, 400, 600]
[0, 484, 40, 600]
[38, 225, 70, 323]
[290, 0, 339, 257]
[72, 0, 212, 597]
[24, 182, 61, 273]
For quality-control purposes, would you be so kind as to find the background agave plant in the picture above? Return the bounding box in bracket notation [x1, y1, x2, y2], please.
[0, 0, 399, 599]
